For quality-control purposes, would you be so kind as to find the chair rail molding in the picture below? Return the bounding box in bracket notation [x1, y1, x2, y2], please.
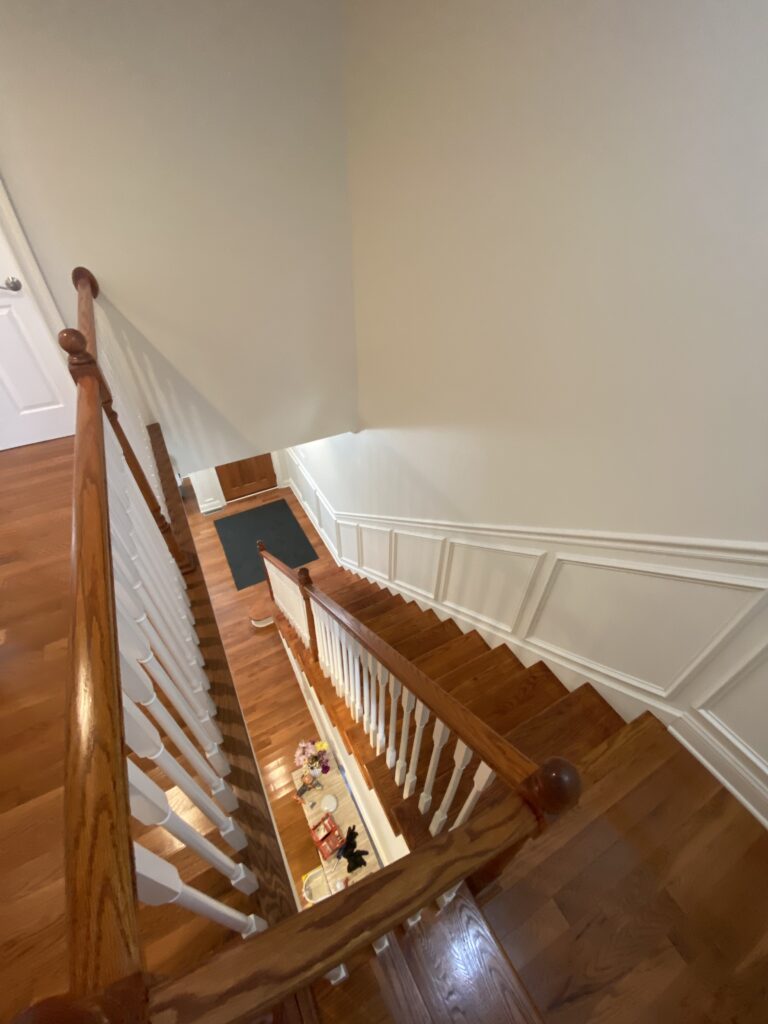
[274, 446, 768, 828]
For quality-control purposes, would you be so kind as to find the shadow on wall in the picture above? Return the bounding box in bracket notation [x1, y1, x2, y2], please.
[95, 296, 258, 476]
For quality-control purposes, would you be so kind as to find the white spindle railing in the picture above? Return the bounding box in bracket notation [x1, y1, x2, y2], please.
[306, 596, 482, 837]
[260, 562, 505, 845]
[96, 309, 169, 516]
[133, 844, 266, 938]
[102, 418, 261, 938]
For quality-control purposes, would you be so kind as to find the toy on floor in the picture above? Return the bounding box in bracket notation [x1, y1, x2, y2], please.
[336, 825, 369, 873]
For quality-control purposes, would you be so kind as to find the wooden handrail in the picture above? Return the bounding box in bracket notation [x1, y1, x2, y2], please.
[60, 334, 146, 1017]
[258, 543, 302, 584]
[259, 545, 580, 814]
[63, 267, 195, 574]
[149, 787, 540, 1023]
[306, 584, 539, 789]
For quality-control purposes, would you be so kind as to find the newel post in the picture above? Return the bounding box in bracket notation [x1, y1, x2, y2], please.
[522, 757, 582, 820]
[297, 566, 319, 662]
[257, 540, 274, 601]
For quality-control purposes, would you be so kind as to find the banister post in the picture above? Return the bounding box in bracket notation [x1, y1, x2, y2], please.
[297, 566, 319, 662]
[522, 757, 582, 819]
[58, 329, 147, 1019]
[257, 540, 274, 600]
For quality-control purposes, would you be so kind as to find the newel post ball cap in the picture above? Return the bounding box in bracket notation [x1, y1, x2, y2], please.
[531, 757, 581, 815]
[58, 327, 88, 357]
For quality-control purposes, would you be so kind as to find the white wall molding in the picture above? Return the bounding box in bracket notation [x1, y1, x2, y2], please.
[276, 445, 768, 828]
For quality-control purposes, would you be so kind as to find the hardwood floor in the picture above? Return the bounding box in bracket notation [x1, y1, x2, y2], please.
[181, 482, 344, 898]
[0, 438, 72, 1019]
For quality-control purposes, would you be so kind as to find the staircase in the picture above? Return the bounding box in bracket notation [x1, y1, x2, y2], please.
[264, 553, 768, 1023]
[5, 265, 766, 1024]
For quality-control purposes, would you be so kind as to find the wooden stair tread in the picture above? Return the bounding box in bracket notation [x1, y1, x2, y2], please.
[343, 591, 399, 616]
[412, 630, 489, 678]
[323, 579, 380, 606]
[473, 713, 678, 900]
[432, 645, 523, 692]
[368, 598, 436, 638]
[369, 936, 434, 1023]
[399, 887, 543, 1024]
[506, 683, 624, 766]
[353, 595, 405, 621]
[363, 602, 429, 635]
[395, 620, 463, 660]
[454, 661, 567, 734]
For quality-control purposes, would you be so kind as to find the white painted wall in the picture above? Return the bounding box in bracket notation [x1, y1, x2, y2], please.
[294, 0, 768, 542]
[0, 0, 357, 474]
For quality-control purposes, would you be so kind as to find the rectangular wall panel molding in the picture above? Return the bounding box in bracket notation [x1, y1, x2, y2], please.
[277, 446, 768, 827]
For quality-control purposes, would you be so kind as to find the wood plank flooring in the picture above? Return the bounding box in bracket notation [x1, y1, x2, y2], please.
[0, 438, 72, 1020]
[181, 481, 346, 898]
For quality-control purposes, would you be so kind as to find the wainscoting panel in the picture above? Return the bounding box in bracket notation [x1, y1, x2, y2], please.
[360, 524, 391, 579]
[338, 521, 359, 564]
[442, 539, 545, 633]
[527, 556, 760, 697]
[393, 531, 443, 598]
[275, 446, 768, 827]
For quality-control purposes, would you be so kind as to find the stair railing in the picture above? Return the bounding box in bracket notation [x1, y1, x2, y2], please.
[17, 271, 265, 1023]
[258, 547, 581, 832]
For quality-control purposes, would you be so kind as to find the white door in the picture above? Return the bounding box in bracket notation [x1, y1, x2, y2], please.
[0, 226, 75, 450]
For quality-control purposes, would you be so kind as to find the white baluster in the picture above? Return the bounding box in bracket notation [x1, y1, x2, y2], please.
[367, 653, 377, 749]
[386, 676, 402, 770]
[436, 884, 462, 910]
[116, 578, 214, 717]
[112, 542, 204, 688]
[117, 610, 223, 752]
[342, 633, 354, 709]
[429, 740, 472, 836]
[330, 619, 343, 696]
[451, 762, 496, 830]
[324, 964, 349, 985]
[372, 934, 390, 955]
[376, 665, 389, 755]
[361, 647, 371, 733]
[121, 653, 235, 806]
[352, 640, 363, 722]
[403, 700, 430, 799]
[128, 763, 256, 893]
[395, 689, 416, 787]
[419, 719, 450, 814]
[123, 697, 246, 851]
[133, 844, 265, 937]
[313, 603, 328, 673]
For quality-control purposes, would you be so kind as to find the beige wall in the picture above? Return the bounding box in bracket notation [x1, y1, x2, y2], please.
[295, 0, 768, 542]
[0, 0, 357, 474]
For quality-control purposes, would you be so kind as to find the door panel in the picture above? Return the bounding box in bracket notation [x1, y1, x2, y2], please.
[0, 228, 75, 450]
[215, 454, 277, 501]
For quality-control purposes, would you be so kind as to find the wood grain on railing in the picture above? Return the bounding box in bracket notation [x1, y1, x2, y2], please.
[149, 788, 539, 1024]
[66, 268, 196, 575]
[305, 584, 539, 791]
[71, 266, 99, 358]
[58, 335, 146, 1018]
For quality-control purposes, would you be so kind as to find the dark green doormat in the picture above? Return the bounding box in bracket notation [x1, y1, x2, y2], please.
[213, 498, 317, 590]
